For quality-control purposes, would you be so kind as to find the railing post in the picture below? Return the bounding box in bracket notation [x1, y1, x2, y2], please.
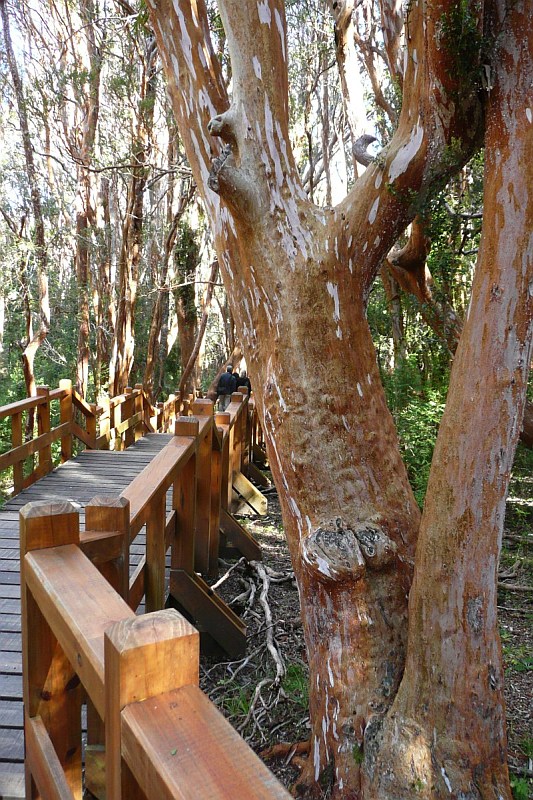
[83, 495, 130, 799]
[59, 379, 73, 463]
[35, 385, 52, 480]
[191, 400, 214, 575]
[172, 417, 199, 574]
[20, 499, 83, 799]
[238, 387, 251, 471]
[123, 388, 134, 448]
[104, 609, 199, 800]
[12, 409, 23, 495]
[134, 385, 144, 440]
[99, 395, 111, 450]
[215, 412, 231, 511]
[87, 402, 98, 448]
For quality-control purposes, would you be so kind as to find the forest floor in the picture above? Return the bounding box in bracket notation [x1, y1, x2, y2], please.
[202, 466, 533, 799]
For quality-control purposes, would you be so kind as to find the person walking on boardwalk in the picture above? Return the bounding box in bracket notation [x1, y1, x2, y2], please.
[217, 365, 237, 411]
[237, 369, 251, 395]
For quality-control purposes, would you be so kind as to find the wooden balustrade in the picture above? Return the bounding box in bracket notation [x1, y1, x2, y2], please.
[0, 381, 195, 499]
[20, 500, 289, 800]
[17, 392, 280, 799]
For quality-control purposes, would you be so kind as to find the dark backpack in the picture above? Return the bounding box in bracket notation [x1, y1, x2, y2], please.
[217, 371, 233, 395]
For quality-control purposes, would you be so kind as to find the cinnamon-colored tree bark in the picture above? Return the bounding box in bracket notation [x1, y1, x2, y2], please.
[147, 0, 531, 797]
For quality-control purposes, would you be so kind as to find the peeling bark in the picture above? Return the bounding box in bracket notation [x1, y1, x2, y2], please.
[366, 2, 532, 797]
[146, 0, 519, 795]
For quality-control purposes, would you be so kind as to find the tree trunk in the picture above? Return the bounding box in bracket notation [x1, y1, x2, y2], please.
[147, 0, 516, 795]
[1, 0, 50, 395]
[367, 4, 532, 797]
[110, 37, 157, 396]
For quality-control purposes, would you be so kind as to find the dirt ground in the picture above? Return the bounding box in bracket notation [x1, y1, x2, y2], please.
[201, 471, 533, 798]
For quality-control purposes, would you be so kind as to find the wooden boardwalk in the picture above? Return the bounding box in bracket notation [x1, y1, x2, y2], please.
[0, 433, 173, 800]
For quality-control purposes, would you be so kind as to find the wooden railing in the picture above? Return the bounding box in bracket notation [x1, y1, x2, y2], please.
[20, 498, 289, 800]
[16, 384, 283, 799]
[0, 381, 189, 498]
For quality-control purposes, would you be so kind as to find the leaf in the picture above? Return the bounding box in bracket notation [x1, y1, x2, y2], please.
[170, 748, 177, 756]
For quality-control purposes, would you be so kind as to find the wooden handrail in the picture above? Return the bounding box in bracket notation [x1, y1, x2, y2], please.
[20, 494, 288, 800]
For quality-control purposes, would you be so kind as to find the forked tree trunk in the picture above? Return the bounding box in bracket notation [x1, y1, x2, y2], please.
[148, 0, 526, 796]
[367, 3, 532, 796]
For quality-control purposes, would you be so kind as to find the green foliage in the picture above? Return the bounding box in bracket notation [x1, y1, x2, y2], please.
[282, 662, 308, 708]
[510, 774, 531, 800]
[438, 0, 485, 89]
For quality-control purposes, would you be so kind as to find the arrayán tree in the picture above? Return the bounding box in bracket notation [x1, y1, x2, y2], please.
[147, 0, 532, 796]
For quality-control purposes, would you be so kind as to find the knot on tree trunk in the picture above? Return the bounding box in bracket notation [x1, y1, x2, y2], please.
[207, 143, 233, 194]
[301, 518, 397, 583]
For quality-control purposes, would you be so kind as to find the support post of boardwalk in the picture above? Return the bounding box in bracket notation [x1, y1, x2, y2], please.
[20, 499, 83, 800]
[104, 609, 199, 800]
[191, 400, 215, 575]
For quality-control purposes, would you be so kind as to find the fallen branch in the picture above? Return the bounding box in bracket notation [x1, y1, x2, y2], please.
[211, 557, 245, 590]
[498, 582, 533, 593]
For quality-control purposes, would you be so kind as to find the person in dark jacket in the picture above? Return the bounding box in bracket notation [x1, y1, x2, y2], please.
[236, 370, 252, 395]
[217, 365, 237, 410]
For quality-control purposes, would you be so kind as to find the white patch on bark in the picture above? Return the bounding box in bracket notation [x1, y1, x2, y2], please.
[173, 1, 196, 80]
[336, 326, 343, 339]
[327, 657, 334, 686]
[274, 9, 286, 61]
[357, 383, 363, 397]
[367, 373, 372, 384]
[526, 107, 532, 124]
[363, 241, 368, 252]
[326, 282, 340, 321]
[342, 415, 350, 430]
[441, 767, 452, 793]
[388, 119, 424, 182]
[314, 736, 321, 781]
[374, 235, 381, 247]
[252, 56, 262, 80]
[257, 0, 271, 25]
[197, 42, 207, 68]
[369, 196, 380, 224]
[375, 171, 383, 189]
[263, 98, 284, 188]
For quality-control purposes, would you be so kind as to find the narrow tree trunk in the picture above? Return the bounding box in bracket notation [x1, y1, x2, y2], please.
[368, 3, 532, 797]
[111, 37, 157, 396]
[1, 0, 50, 394]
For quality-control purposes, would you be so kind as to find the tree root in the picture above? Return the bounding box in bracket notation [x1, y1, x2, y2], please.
[260, 740, 310, 763]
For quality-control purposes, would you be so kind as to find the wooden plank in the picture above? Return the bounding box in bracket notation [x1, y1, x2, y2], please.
[193, 413, 213, 576]
[145, 493, 166, 613]
[0, 424, 71, 474]
[71, 421, 96, 449]
[171, 450, 196, 573]
[121, 685, 290, 800]
[128, 558, 145, 612]
[169, 570, 246, 658]
[0, 700, 23, 727]
[24, 545, 134, 721]
[85, 496, 130, 599]
[104, 609, 199, 800]
[20, 501, 83, 800]
[0, 395, 47, 422]
[0, 770, 25, 800]
[219, 509, 262, 562]
[35, 386, 52, 480]
[245, 461, 272, 488]
[11, 411, 23, 496]
[59, 380, 73, 463]
[25, 716, 76, 800]
[121, 437, 195, 538]
[232, 471, 268, 515]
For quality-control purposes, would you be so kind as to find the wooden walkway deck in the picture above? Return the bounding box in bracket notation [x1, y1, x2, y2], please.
[0, 433, 173, 800]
